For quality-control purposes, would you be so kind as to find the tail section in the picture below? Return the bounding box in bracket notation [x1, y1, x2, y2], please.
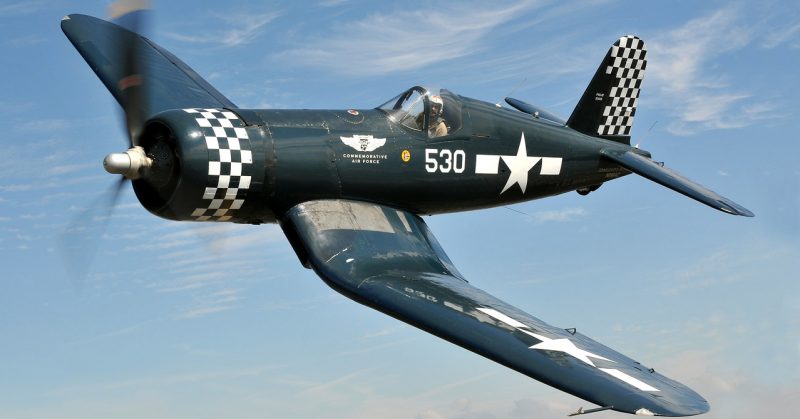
[567, 36, 647, 144]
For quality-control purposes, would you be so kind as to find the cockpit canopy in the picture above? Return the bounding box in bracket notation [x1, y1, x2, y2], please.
[378, 86, 463, 138]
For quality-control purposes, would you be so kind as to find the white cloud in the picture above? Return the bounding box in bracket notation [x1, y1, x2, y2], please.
[5, 35, 46, 47]
[659, 243, 790, 295]
[299, 368, 373, 403]
[165, 12, 281, 47]
[174, 287, 243, 320]
[174, 304, 236, 320]
[762, 22, 800, 49]
[507, 206, 587, 223]
[318, 0, 349, 7]
[0, 0, 46, 16]
[532, 207, 587, 222]
[646, 7, 781, 135]
[16, 118, 72, 133]
[48, 163, 97, 175]
[274, 1, 540, 76]
[654, 346, 799, 419]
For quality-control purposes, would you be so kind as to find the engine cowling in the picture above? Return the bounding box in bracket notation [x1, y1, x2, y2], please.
[132, 108, 271, 223]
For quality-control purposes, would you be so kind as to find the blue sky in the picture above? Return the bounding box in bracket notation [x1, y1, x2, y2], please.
[1, 0, 798, 418]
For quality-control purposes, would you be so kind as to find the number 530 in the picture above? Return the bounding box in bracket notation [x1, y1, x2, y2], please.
[425, 149, 466, 173]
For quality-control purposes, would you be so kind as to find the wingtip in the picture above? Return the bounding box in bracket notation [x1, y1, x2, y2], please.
[739, 209, 755, 217]
[60, 13, 93, 32]
[719, 200, 755, 217]
[60, 14, 76, 27]
[60, 14, 76, 32]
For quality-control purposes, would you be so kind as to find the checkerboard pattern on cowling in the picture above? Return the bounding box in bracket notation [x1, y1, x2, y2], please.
[597, 35, 647, 137]
[183, 108, 253, 221]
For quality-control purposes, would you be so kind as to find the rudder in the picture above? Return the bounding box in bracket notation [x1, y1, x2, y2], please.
[567, 36, 647, 144]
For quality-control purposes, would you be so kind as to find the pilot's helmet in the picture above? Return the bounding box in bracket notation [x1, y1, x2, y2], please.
[430, 94, 444, 116]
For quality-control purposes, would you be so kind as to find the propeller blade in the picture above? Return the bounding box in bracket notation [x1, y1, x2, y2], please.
[108, 0, 153, 146]
[59, 177, 127, 285]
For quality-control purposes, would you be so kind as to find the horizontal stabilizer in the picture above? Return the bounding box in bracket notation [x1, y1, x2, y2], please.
[601, 149, 754, 217]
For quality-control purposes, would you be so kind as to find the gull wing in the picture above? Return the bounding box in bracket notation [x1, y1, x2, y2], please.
[282, 200, 710, 416]
[61, 14, 236, 117]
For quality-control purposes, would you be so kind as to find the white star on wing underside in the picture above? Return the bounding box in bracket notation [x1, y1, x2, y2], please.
[500, 133, 541, 194]
[520, 329, 611, 367]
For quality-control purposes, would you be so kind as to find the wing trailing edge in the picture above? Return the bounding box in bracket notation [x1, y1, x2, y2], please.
[282, 199, 711, 416]
[601, 149, 754, 217]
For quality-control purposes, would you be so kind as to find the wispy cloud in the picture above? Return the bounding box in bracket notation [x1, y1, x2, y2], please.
[532, 207, 587, 222]
[0, 175, 105, 193]
[15, 118, 72, 133]
[507, 206, 587, 223]
[263, 293, 343, 312]
[5, 35, 46, 47]
[274, 0, 540, 76]
[174, 287, 243, 320]
[48, 163, 97, 176]
[318, 0, 349, 7]
[361, 325, 403, 339]
[762, 22, 800, 49]
[658, 241, 794, 296]
[165, 11, 282, 47]
[175, 304, 235, 320]
[299, 368, 372, 403]
[337, 338, 416, 357]
[0, 0, 47, 16]
[647, 7, 781, 135]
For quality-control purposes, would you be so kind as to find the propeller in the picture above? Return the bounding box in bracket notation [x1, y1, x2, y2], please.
[59, 177, 126, 284]
[109, 0, 152, 146]
[60, 1, 154, 283]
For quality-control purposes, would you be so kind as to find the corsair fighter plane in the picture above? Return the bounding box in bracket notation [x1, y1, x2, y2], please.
[61, 8, 753, 417]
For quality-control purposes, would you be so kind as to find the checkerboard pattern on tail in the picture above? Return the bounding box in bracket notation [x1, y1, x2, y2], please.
[597, 35, 647, 137]
[184, 108, 253, 221]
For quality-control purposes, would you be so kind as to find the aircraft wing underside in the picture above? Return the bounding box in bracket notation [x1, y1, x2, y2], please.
[282, 200, 710, 416]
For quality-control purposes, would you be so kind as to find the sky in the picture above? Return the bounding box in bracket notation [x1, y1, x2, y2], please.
[0, 0, 798, 418]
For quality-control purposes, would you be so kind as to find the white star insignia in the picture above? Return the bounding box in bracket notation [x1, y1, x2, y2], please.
[500, 133, 541, 194]
[477, 307, 611, 367]
[474, 307, 660, 392]
[520, 330, 611, 367]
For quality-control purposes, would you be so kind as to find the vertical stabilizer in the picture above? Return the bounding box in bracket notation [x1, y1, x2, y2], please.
[567, 36, 647, 144]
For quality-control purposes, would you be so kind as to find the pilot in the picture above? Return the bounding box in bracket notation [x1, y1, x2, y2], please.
[428, 95, 448, 138]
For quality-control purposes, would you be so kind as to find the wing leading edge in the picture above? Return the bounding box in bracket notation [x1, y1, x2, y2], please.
[282, 200, 710, 416]
[61, 14, 236, 118]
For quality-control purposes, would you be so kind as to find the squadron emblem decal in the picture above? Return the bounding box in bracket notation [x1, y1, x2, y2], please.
[340, 135, 388, 165]
[341, 134, 386, 152]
